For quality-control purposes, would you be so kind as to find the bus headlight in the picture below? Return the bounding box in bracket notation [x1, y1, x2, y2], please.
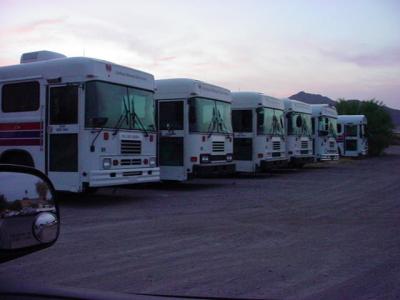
[102, 158, 112, 169]
[226, 154, 233, 162]
[149, 157, 156, 167]
[200, 154, 211, 164]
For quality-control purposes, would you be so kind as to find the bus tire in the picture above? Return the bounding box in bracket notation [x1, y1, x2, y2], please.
[0, 150, 35, 167]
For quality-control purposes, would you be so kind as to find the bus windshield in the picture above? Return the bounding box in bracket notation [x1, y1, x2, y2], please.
[257, 107, 285, 136]
[189, 97, 232, 134]
[288, 112, 312, 136]
[318, 116, 337, 137]
[85, 81, 155, 131]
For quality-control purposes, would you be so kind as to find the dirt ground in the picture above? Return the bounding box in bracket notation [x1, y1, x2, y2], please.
[1, 147, 400, 299]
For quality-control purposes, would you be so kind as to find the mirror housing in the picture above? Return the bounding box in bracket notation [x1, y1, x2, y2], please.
[0, 164, 59, 263]
[89, 117, 108, 128]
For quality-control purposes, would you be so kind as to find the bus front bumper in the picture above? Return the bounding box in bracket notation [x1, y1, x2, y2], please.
[320, 154, 339, 161]
[260, 158, 288, 170]
[193, 163, 236, 177]
[88, 167, 160, 187]
[290, 155, 315, 164]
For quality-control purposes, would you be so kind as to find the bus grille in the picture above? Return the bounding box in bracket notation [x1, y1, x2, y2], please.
[212, 141, 225, 152]
[120, 159, 142, 166]
[273, 141, 281, 151]
[121, 140, 141, 155]
[301, 141, 308, 149]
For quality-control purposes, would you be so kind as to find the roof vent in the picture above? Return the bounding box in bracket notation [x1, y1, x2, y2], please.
[20, 50, 67, 64]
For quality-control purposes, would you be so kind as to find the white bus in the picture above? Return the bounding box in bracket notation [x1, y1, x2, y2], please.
[337, 115, 368, 157]
[155, 78, 235, 181]
[0, 51, 160, 192]
[283, 99, 314, 167]
[231, 92, 287, 172]
[311, 104, 339, 161]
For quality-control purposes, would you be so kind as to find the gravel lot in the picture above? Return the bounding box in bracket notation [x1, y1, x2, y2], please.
[2, 147, 400, 299]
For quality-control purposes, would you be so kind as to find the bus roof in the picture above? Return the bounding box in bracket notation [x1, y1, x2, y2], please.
[283, 98, 312, 114]
[155, 78, 231, 102]
[0, 54, 155, 91]
[311, 104, 338, 118]
[231, 92, 284, 110]
[338, 115, 367, 125]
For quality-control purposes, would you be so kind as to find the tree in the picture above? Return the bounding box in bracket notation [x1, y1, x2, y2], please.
[336, 99, 394, 156]
[36, 180, 49, 201]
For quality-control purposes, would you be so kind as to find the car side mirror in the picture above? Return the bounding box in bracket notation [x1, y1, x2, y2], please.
[0, 165, 59, 263]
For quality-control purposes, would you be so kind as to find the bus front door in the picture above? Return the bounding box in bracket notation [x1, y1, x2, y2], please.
[158, 100, 185, 181]
[47, 85, 80, 191]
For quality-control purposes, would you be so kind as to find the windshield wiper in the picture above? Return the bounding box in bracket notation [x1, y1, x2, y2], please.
[113, 97, 131, 136]
[216, 110, 230, 136]
[207, 108, 218, 137]
[130, 111, 149, 137]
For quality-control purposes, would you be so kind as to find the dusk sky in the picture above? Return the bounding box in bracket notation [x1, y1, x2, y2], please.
[1, 0, 399, 108]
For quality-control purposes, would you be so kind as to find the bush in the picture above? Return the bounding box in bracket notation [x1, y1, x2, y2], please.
[336, 99, 394, 156]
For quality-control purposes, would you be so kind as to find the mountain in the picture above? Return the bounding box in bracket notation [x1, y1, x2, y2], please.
[289, 91, 336, 106]
[289, 91, 400, 130]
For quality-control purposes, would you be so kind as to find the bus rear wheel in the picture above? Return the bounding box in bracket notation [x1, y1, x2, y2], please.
[0, 150, 34, 167]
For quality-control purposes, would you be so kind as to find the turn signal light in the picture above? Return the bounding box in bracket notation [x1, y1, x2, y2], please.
[190, 156, 198, 162]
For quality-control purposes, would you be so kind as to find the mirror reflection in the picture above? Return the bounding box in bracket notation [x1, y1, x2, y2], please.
[0, 172, 58, 250]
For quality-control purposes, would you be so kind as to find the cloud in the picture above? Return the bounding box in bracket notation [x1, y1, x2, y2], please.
[0, 18, 66, 36]
[320, 47, 400, 68]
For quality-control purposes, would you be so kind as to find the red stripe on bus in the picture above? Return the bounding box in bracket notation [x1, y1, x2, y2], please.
[0, 122, 41, 131]
[0, 139, 41, 146]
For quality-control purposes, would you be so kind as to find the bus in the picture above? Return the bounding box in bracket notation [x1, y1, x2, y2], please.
[283, 99, 314, 167]
[311, 104, 339, 161]
[155, 78, 235, 181]
[337, 115, 368, 157]
[231, 92, 287, 172]
[0, 50, 160, 192]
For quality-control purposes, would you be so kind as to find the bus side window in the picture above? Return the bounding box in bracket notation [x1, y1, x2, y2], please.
[2, 81, 40, 112]
[337, 123, 342, 134]
[159, 101, 183, 130]
[232, 110, 252, 133]
[50, 86, 78, 124]
[311, 117, 315, 134]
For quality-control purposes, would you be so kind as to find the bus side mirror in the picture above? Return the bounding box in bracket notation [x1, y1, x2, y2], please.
[90, 117, 108, 127]
[0, 165, 59, 263]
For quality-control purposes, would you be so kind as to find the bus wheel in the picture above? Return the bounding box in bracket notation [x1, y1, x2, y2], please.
[0, 150, 34, 167]
[82, 183, 98, 195]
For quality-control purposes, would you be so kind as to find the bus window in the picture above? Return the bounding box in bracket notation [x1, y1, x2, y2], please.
[50, 86, 78, 125]
[159, 101, 183, 130]
[345, 125, 357, 137]
[2, 81, 40, 112]
[232, 110, 252, 132]
[337, 123, 342, 134]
